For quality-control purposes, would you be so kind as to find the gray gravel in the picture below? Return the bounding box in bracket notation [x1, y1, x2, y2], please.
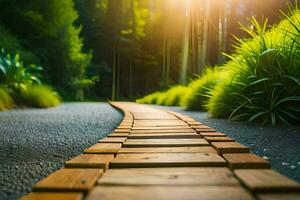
[0, 103, 122, 200]
[152, 105, 300, 183]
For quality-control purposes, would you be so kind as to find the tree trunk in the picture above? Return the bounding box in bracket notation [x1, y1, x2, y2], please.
[179, 0, 191, 84]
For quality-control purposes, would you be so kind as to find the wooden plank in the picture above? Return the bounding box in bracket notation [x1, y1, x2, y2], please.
[118, 147, 217, 154]
[98, 137, 127, 143]
[119, 122, 132, 124]
[98, 167, 239, 186]
[211, 142, 250, 154]
[114, 129, 131, 133]
[117, 126, 132, 129]
[196, 128, 216, 132]
[191, 125, 210, 129]
[20, 192, 83, 200]
[84, 143, 122, 154]
[86, 186, 255, 200]
[65, 154, 114, 170]
[134, 120, 184, 123]
[133, 122, 188, 127]
[234, 169, 300, 192]
[132, 126, 190, 130]
[134, 121, 186, 124]
[134, 120, 186, 123]
[107, 133, 130, 137]
[223, 153, 270, 169]
[258, 193, 300, 200]
[128, 133, 201, 139]
[134, 116, 178, 120]
[110, 153, 226, 168]
[131, 129, 196, 134]
[200, 132, 226, 137]
[204, 136, 235, 142]
[33, 168, 103, 192]
[123, 139, 209, 147]
[186, 122, 203, 126]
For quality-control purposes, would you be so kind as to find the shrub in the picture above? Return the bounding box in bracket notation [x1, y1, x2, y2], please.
[0, 49, 42, 91]
[207, 8, 300, 125]
[20, 85, 60, 108]
[137, 86, 190, 106]
[163, 86, 190, 106]
[182, 67, 226, 110]
[0, 87, 13, 111]
[137, 92, 162, 105]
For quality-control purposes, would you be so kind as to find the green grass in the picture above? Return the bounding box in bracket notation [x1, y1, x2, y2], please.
[207, 8, 300, 125]
[137, 7, 300, 125]
[162, 86, 190, 106]
[182, 67, 226, 110]
[137, 86, 190, 106]
[20, 85, 61, 108]
[0, 87, 13, 111]
[136, 91, 162, 104]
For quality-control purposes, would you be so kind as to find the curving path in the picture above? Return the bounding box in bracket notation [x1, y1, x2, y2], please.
[0, 103, 122, 200]
[21, 102, 300, 200]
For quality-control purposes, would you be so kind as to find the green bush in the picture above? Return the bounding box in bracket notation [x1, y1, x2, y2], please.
[20, 85, 60, 108]
[163, 86, 190, 106]
[182, 67, 226, 110]
[0, 49, 42, 91]
[137, 86, 189, 106]
[0, 87, 13, 111]
[207, 8, 300, 125]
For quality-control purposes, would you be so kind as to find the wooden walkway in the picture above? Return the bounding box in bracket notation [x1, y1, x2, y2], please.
[21, 102, 300, 200]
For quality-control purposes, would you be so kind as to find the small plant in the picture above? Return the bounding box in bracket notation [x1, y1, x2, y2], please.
[0, 87, 13, 111]
[20, 85, 60, 108]
[0, 49, 42, 91]
[137, 86, 190, 106]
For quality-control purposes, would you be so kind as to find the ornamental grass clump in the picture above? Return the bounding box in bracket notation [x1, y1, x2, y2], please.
[137, 86, 190, 106]
[162, 85, 190, 106]
[20, 85, 60, 108]
[136, 92, 162, 104]
[182, 67, 226, 110]
[207, 8, 300, 125]
[0, 87, 13, 111]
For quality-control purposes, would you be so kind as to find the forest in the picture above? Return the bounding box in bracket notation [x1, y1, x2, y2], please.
[0, 0, 299, 124]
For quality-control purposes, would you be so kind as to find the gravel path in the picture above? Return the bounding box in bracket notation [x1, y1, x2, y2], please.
[0, 103, 122, 200]
[152, 105, 300, 183]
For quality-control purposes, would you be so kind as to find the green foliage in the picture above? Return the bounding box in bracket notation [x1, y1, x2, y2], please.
[25, 0, 92, 100]
[0, 87, 13, 111]
[207, 8, 300, 125]
[137, 85, 189, 106]
[0, 49, 42, 91]
[138, 7, 300, 125]
[0, 25, 39, 64]
[0, 0, 92, 100]
[20, 85, 60, 108]
[182, 67, 226, 110]
[136, 91, 162, 104]
[162, 86, 190, 106]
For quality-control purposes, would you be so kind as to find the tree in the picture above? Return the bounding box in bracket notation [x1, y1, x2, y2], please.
[0, 0, 92, 100]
